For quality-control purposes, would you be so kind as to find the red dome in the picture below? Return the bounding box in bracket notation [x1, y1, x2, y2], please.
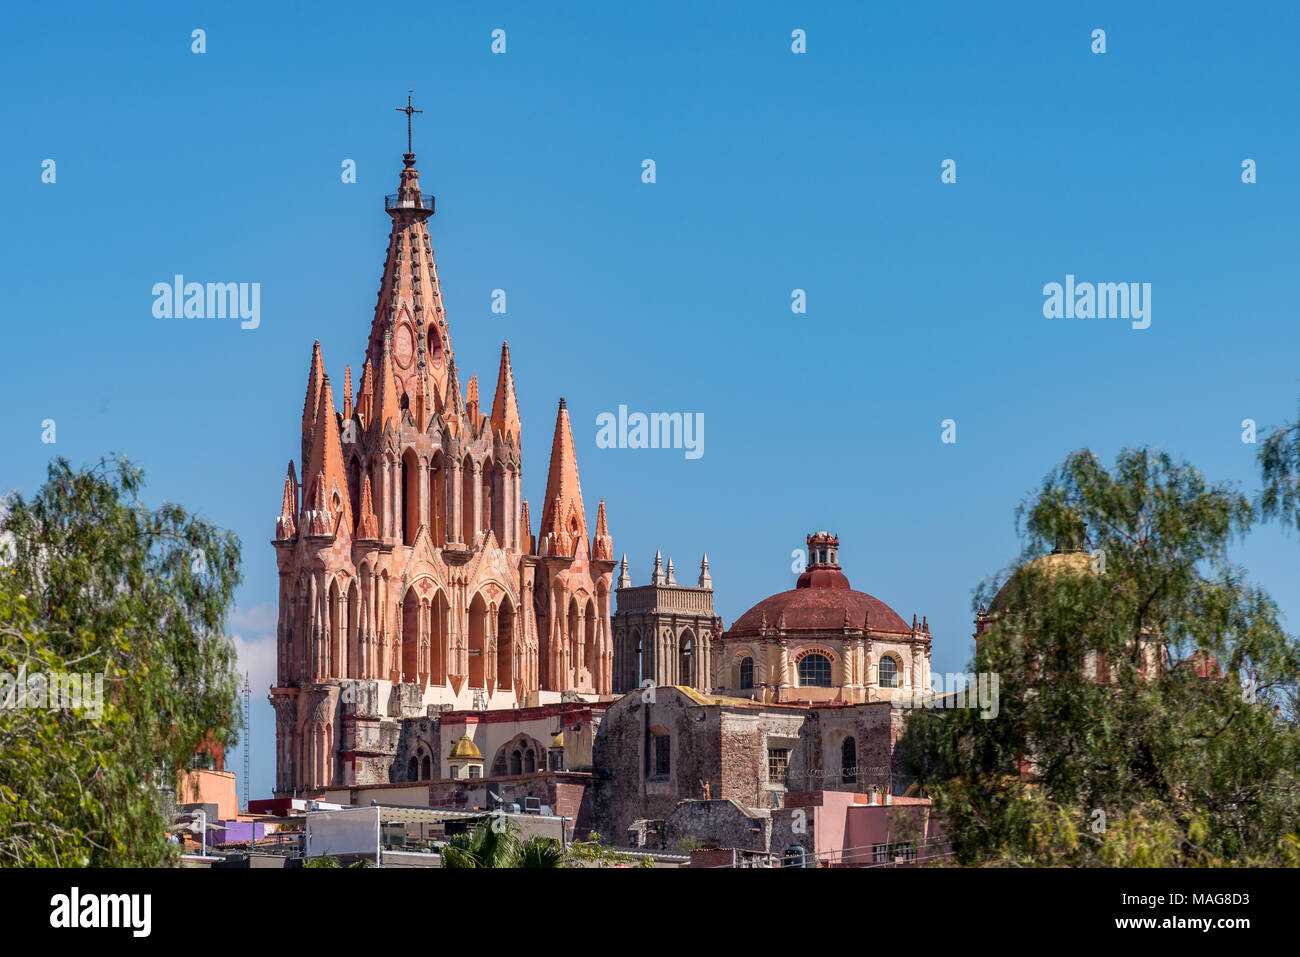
[728, 578, 910, 635]
[728, 534, 912, 636]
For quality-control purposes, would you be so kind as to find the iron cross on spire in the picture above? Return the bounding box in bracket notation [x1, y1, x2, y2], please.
[395, 91, 423, 154]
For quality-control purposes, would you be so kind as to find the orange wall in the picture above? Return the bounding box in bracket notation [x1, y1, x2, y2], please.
[178, 769, 238, 820]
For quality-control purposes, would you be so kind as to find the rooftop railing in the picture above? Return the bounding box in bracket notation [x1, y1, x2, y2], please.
[385, 193, 435, 212]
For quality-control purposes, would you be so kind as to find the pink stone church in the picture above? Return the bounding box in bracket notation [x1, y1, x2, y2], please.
[269, 144, 616, 795]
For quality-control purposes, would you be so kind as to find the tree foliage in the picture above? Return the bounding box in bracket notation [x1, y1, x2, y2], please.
[899, 448, 1300, 866]
[440, 817, 566, 868]
[0, 456, 242, 866]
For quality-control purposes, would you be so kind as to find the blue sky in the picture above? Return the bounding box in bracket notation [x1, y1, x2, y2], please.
[4, 1, 1299, 804]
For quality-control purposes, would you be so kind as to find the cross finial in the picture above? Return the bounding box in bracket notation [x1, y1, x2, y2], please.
[395, 91, 423, 154]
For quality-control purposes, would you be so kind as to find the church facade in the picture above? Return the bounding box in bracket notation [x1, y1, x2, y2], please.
[269, 147, 616, 796]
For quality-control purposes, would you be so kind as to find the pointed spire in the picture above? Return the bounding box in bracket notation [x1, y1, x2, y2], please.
[305, 470, 333, 537]
[343, 364, 353, 421]
[367, 153, 452, 407]
[698, 553, 711, 588]
[356, 473, 379, 540]
[617, 553, 632, 589]
[304, 374, 352, 538]
[591, 500, 613, 561]
[538, 397, 587, 554]
[520, 498, 535, 554]
[356, 357, 373, 426]
[301, 340, 325, 469]
[466, 372, 480, 423]
[665, 557, 676, 585]
[444, 357, 465, 420]
[651, 549, 665, 585]
[370, 335, 401, 438]
[275, 461, 298, 540]
[490, 342, 522, 444]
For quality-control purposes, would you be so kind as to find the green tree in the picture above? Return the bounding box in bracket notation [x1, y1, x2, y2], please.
[899, 448, 1300, 866]
[0, 456, 242, 867]
[439, 817, 565, 868]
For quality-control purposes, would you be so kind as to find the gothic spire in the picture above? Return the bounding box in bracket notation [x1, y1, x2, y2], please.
[592, 499, 613, 561]
[275, 461, 298, 540]
[303, 373, 352, 539]
[300, 340, 325, 469]
[698, 553, 711, 588]
[490, 341, 522, 444]
[356, 474, 379, 540]
[538, 397, 587, 552]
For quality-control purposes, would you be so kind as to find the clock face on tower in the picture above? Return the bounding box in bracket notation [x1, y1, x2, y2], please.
[394, 321, 415, 369]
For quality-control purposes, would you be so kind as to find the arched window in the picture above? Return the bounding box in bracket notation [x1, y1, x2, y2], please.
[420, 755, 431, 780]
[523, 749, 536, 773]
[407, 757, 418, 781]
[401, 449, 419, 546]
[878, 656, 898, 689]
[739, 656, 754, 689]
[679, 632, 693, 686]
[798, 653, 832, 688]
[841, 737, 856, 785]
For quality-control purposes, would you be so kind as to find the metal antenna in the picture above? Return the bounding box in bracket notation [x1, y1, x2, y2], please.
[242, 672, 251, 812]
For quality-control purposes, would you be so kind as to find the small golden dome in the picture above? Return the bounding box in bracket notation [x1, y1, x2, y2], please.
[448, 735, 483, 760]
[551, 732, 565, 748]
[988, 550, 1094, 617]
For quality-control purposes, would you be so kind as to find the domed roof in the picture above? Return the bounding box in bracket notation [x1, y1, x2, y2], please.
[987, 550, 1093, 617]
[448, 735, 483, 760]
[728, 535, 910, 635]
[730, 587, 910, 634]
[551, 732, 565, 748]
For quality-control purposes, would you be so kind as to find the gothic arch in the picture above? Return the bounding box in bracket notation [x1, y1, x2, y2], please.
[401, 447, 420, 546]
[678, 627, 696, 686]
[461, 454, 476, 545]
[347, 454, 362, 533]
[583, 598, 598, 683]
[401, 584, 421, 684]
[428, 449, 447, 547]
[468, 591, 488, 689]
[480, 454, 495, 542]
[497, 596, 516, 691]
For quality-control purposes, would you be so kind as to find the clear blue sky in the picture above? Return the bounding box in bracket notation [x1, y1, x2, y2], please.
[4, 1, 1299, 805]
